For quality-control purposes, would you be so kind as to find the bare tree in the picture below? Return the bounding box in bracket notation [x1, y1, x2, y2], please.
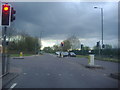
[67, 35, 81, 50]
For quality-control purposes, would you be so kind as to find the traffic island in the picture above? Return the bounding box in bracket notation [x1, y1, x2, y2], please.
[85, 54, 104, 69]
[12, 57, 24, 59]
[13, 52, 24, 59]
[109, 73, 120, 80]
[85, 64, 104, 69]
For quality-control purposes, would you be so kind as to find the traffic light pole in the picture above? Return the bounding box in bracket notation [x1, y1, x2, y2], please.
[2, 26, 7, 75]
[1, 3, 16, 76]
[99, 45, 100, 57]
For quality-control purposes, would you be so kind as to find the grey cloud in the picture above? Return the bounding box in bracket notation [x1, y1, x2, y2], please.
[9, 2, 118, 43]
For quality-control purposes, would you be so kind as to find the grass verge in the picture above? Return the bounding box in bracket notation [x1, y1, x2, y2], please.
[10, 54, 34, 57]
[76, 55, 120, 63]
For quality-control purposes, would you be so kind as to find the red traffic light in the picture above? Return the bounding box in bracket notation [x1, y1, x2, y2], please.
[61, 42, 64, 47]
[61, 42, 64, 44]
[2, 3, 11, 26]
[4, 6, 9, 11]
[3, 4, 10, 11]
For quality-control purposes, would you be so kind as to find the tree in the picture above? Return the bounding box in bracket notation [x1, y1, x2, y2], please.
[93, 44, 118, 57]
[53, 45, 60, 52]
[62, 40, 71, 51]
[102, 44, 112, 56]
[67, 35, 81, 50]
[83, 46, 90, 51]
[8, 33, 40, 54]
[43, 47, 54, 53]
[81, 46, 90, 55]
[104, 44, 112, 49]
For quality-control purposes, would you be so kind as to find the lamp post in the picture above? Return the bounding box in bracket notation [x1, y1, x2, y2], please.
[94, 6, 104, 49]
[39, 30, 44, 52]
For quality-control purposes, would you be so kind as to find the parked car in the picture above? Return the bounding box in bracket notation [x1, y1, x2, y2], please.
[55, 51, 60, 55]
[61, 52, 69, 57]
[56, 51, 69, 57]
[69, 52, 76, 57]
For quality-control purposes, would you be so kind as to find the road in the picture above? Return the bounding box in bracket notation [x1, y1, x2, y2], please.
[4, 54, 119, 88]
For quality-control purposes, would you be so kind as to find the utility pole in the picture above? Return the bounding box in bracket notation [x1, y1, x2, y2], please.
[101, 8, 104, 49]
[94, 6, 104, 56]
[39, 30, 44, 54]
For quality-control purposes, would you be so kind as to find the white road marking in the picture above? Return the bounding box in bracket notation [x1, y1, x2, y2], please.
[70, 74, 73, 76]
[81, 74, 84, 76]
[58, 74, 62, 76]
[9, 83, 17, 89]
[35, 73, 39, 75]
[47, 73, 50, 76]
[23, 73, 27, 75]
[104, 74, 106, 76]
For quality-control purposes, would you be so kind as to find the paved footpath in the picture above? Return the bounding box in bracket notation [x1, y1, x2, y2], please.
[3, 54, 119, 88]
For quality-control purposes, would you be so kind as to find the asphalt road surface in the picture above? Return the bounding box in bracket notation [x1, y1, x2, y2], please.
[4, 53, 119, 88]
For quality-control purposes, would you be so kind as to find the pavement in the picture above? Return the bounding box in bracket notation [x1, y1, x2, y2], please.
[2, 53, 120, 89]
[0, 54, 2, 77]
[0, 54, 2, 90]
[2, 73, 18, 88]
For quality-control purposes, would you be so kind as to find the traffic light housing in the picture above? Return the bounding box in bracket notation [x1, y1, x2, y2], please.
[96, 41, 100, 47]
[1, 4, 11, 26]
[81, 44, 83, 50]
[102, 44, 105, 48]
[6, 41, 9, 46]
[11, 7, 16, 22]
[61, 42, 64, 47]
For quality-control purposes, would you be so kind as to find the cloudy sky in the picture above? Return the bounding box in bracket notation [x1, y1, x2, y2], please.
[0, 1, 118, 48]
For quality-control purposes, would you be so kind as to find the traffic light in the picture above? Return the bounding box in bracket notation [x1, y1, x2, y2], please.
[1, 3, 11, 26]
[81, 44, 83, 50]
[11, 7, 16, 22]
[61, 42, 64, 47]
[96, 41, 100, 47]
[102, 44, 105, 48]
[6, 41, 9, 46]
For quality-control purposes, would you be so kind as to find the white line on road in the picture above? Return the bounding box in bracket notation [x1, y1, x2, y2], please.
[9, 83, 17, 90]
[47, 73, 50, 76]
[23, 73, 27, 75]
[58, 74, 62, 76]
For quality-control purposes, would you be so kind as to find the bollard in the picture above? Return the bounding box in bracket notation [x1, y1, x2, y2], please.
[88, 54, 94, 66]
[20, 52, 23, 58]
[86, 54, 103, 69]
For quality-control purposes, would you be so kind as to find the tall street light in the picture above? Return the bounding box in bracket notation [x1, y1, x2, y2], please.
[39, 30, 44, 51]
[94, 6, 104, 49]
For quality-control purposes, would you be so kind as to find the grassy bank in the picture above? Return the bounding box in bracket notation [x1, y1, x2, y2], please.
[10, 54, 34, 57]
[76, 55, 120, 63]
[76, 55, 89, 59]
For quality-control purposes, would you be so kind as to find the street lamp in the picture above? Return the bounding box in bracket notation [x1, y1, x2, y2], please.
[94, 6, 104, 49]
[39, 30, 44, 51]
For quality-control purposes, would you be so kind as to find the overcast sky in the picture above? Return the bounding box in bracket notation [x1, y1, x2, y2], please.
[0, 2, 118, 48]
